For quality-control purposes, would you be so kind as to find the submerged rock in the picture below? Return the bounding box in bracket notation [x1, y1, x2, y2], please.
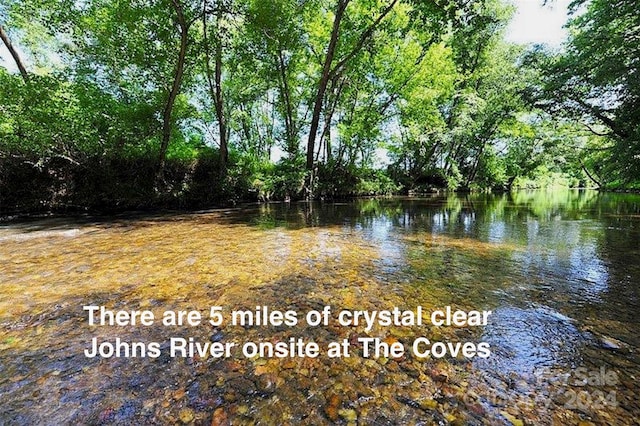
[210, 331, 224, 343]
[599, 336, 627, 350]
[338, 408, 357, 422]
[324, 394, 341, 421]
[210, 407, 229, 426]
[178, 408, 194, 424]
[500, 411, 523, 426]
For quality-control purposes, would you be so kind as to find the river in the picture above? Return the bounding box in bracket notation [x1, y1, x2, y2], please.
[1, 190, 639, 425]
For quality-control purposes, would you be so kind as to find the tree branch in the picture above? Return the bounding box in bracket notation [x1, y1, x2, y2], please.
[329, 0, 399, 80]
[582, 122, 613, 137]
[0, 24, 29, 83]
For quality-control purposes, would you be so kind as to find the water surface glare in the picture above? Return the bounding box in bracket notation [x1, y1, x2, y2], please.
[1, 191, 639, 425]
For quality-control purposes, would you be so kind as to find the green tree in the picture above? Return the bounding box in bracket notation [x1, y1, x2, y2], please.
[530, 0, 640, 187]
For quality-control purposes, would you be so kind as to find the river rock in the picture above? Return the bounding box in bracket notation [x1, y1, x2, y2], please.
[324, 394, 341, 421]
[211, 408, 229, 426]
[599, 336, 626, 350]
[500, 411, 523, 426]
[338, 408, 357, 422]
[178, 408, 194, 424]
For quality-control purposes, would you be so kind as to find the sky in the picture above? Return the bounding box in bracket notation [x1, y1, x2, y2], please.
[0, 37, 20, 72]
[506, 0, 572, 47]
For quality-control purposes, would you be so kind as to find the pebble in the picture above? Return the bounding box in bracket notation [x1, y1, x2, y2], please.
[501, 411, 523, 426]
[324, 394, 341, 421]
[178, 408, 194, 424]
[600, 336, 625, 350]
[420, 399, 438, 410]
[211, 407, 229, 426]
[228, 377, 256, 396]
[255, 374, 277, 394]
[210, 331, 224, 343]
[338, 408, 357, 422]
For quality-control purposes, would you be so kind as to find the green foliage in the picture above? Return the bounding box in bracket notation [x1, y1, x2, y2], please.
[242, 155, 307, 201]
[316, 163, 399, 198]
[0, 71, 121, 159]
[355, 170, 399, 196]
[472, 147, 506, 190]
[527, 0, 640, 188]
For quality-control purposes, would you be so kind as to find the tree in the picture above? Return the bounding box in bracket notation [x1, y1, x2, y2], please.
[305, 0, 399, 183]
[202, 0, 243, 174]
[158, 0, 193, 181]
[244, 0, 306, 158]
[530, 0, 640, 186]
[388, 0, 532, 191]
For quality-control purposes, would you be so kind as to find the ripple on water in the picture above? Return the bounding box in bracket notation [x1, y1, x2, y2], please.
[475, 305, 589, 375]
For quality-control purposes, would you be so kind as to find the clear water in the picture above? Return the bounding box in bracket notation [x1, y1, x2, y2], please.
[1, 190, 639, 425]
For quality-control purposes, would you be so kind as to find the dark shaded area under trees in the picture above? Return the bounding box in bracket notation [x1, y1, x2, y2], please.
[0, 0, 638, 215]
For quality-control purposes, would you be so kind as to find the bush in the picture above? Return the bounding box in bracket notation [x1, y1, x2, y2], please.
[254, 156, 307, 201]
[316, 163, 399, 198]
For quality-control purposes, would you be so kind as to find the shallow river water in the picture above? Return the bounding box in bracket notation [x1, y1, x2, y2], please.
[1, 191, 639, 425]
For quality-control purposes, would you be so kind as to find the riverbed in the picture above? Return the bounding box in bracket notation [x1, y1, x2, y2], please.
[1, 191, 639, 425]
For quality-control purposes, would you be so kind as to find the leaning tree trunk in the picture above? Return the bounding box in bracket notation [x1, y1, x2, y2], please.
[0, 24, 29, 83]
[306, 0, 348, 172]
[580, 159, 602, 189]
[157, 0, 189, 183]
[305, 0, 398, 174]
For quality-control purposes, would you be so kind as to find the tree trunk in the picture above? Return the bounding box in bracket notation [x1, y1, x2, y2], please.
[306, 0, 398, 172]
[158, 0, 189, 182]
[0, 24, 29, 83]
[203, 2, 228, 174]
[580, 159, 602, 188]
[214, 18, 228, 174]
[276, 50, 297, 156]
[465, 144, 485, 187]
[319, 77, 347, 163]
[306, 0, 348, 171]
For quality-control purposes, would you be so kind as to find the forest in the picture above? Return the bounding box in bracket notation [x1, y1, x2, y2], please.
[0, 0, 638, 213]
